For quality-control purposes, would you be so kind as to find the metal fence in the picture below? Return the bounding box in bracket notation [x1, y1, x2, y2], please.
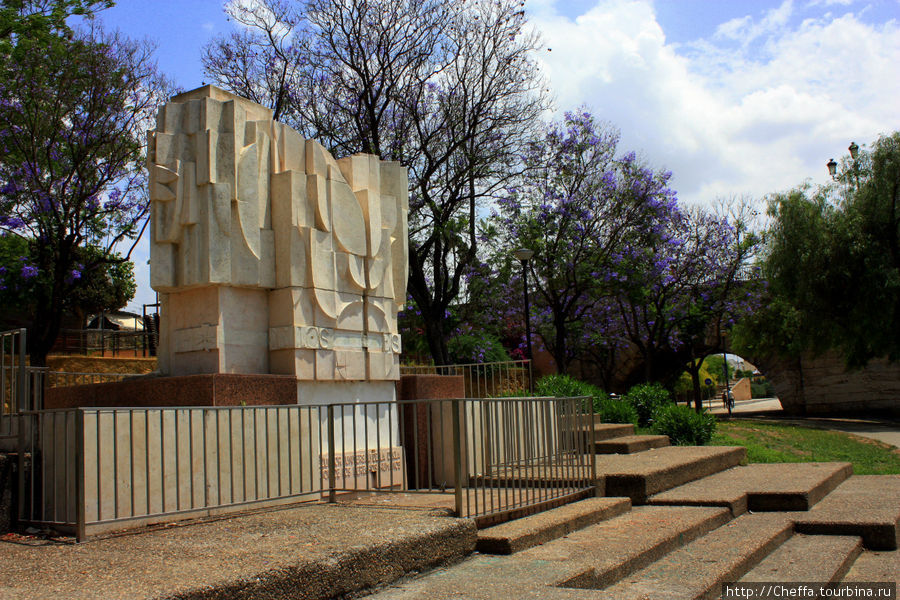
[17, 396, 596, 540]
[400, 360, 533, 398]
[52, 329, 155, 358]
[1, 329, 44, 448]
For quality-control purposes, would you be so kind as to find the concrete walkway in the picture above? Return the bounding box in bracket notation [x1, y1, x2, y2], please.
[710, 397, 900, 449]
[0, 503, 475, 600]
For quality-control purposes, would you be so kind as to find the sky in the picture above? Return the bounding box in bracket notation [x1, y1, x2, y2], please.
[90, 0, 900, 313]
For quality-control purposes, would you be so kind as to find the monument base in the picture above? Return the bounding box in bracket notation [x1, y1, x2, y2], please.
[45, 373, 302, 409]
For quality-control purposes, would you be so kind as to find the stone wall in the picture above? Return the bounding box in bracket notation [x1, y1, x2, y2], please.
[755, 352, 900, 416]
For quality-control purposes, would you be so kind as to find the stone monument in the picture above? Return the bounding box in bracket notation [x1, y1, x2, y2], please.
[147, 86, 408, 402]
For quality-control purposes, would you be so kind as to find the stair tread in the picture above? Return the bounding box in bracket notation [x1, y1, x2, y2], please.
[793, 475, 900, 550]
[599, 512, 794, 600]
[523, 505, 732, 589]
[843, 550, 900, 584]
[596, 446, 747, 502]
[649, 462, 852, 514]
[740, 534, 862, 582]
[593, 423, 636, 441]
[594, 435, 670, 454]
[476, 497, 631, 554]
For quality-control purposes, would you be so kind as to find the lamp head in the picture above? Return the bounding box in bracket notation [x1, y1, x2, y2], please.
[513, 248, 534, 262]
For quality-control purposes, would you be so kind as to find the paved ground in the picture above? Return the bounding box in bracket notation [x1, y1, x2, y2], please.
[0, 503, 475, 600]
[709, 397, 900, 449]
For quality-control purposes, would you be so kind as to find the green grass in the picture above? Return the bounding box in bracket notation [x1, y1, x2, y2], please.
[711, 419, 900, 475]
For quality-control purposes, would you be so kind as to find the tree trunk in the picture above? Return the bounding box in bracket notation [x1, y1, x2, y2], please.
[554, 315, 568, 375]
[421, 305, 450, 366]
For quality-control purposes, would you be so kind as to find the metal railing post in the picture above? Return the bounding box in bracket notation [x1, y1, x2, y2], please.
[451, 399, 463, 517]
[327, 404, 336, 503]
[16, 328, 25, 413]
[75, 409, 86, 541]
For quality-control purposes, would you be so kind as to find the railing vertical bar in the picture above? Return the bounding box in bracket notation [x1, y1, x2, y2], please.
[145, 409, 151, 516]
[513, 398, 523, 510]
[364, 403, 370, 486]
[203, 408, 210, 509]
[75, 409, 86, 541]
[228, 409, 235, 505]
[502, 400, 511, 511]
[130, 409, 138, 517]
[174, 409, 181, 512]
[451, 398, 463, 518]
[327, 405, 335, 502]
[351, 404, 358, 492]
[112, 410, 120, 519]
[376, 402, 383, 490]
[252, 409, 259, 501]
[425, 398, 433, 492]
[287, 408, 294, 496]
[388, 403, 395, 491]
[307, 407, 314, 494]
[241, 408, 248, 504]
[160, 410, 166, 515]
[275, 407, 282, 498]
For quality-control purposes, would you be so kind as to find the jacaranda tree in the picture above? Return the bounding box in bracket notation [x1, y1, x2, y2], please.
[488, 111, 680, 374]
[0, 2, 168, 364]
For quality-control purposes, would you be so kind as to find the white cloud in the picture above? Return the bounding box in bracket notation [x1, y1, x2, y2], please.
[201, 22, 215, 32]
[526, 0, 900, 207]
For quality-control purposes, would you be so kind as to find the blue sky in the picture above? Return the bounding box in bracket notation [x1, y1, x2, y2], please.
[91, 0, 900, 312]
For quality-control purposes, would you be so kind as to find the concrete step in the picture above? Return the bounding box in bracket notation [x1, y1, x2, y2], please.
[367, 506, 733, 599]
[593, 423, 636, 441]
[597, 512, 794, 600]
[528, 505, 733, 590]
[594, 434, 670, 454]
[842, 549, 900, 584]
[794, 475, 900, 550]
[739, 534, 862, 583]
[476, 497, 631, 554]
[649, 462, 853, 516]
[596, 446, 747, 503]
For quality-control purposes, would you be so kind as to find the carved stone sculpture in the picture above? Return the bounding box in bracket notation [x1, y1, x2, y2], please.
[148, 86, 408, 380]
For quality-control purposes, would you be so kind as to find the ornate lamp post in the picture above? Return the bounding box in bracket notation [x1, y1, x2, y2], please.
[513, 248, 534, 364]
[828, 142, 861, 187]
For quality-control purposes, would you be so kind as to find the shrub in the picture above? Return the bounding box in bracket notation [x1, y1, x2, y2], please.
[534, 374, 605, 414]
[651, 404, 717, 446]
[535, 374, 602, 398]
[622, 382, 671, 427]
[595, 396, 639, 426]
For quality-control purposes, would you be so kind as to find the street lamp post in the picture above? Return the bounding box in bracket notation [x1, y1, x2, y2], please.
[828, 142, 861, 189]
[513, 248, 534, 367]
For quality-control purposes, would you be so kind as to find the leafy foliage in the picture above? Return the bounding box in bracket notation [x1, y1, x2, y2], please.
[622, 382, 671, 427]
[534, 374, 603, 400]
[447, 328, 510, 365]
[595, 396, 639, 426]
[487, 110, 680, 374]
[0, 235, 135, 326]
[0, 2, 168, 363]
[733, 132, 900, 367]
[651, 404, 716, 446]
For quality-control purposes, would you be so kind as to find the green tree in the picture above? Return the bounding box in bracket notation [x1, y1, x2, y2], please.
[0, 1, 168, 364]
[734, 132, 900, 367]
[0, 235, 135, 329]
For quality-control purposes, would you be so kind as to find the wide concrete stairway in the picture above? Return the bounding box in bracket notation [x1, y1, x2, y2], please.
[367, 422, 900, 599]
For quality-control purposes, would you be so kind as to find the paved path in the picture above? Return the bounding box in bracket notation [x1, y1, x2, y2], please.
[709, 397, 900, 449]
[0, 503, 474, 600]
